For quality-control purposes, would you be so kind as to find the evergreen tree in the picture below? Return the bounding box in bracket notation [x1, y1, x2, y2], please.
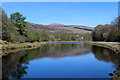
[10, 12, 27, 36]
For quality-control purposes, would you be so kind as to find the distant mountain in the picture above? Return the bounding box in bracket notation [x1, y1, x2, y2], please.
[48, 23, 65, 26]
[27, 23, 94, 34]
[66, 25, 94, 31]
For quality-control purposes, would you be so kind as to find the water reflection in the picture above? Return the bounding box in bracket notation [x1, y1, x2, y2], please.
[92, 46, 120, 79]
[92, 46, 120, 64]
[2, 51, 28, 80]
[2, 43, 120, 79]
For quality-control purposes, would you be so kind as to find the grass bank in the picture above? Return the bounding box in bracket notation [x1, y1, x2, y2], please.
[1, 40, 85, 49]
[1, 41, 120, 56]
[87, 42, 120, 54]
[2, 42, 48, 50]
[0, 42, 48, 56]
[0, 40, 86, 56]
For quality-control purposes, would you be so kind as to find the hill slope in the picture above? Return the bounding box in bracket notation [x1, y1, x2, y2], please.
[2, 11, 26, 42]
[27, 23, 94, 34]
[2, 10, 93, 42]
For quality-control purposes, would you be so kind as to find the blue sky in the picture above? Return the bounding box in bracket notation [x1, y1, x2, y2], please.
[2, 0, 119, 2]
[3, 2, 118, 27]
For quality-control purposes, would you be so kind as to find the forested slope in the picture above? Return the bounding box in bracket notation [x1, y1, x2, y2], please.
[1, 11, 93, 42]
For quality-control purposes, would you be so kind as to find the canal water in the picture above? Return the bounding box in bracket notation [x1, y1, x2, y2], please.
[2, 42, 120, 79]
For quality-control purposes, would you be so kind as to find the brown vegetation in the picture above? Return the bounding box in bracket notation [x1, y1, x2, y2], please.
[92, 17, 120, 42]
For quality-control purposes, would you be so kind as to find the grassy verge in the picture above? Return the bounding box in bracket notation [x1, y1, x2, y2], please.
[1, 41, 120, 56]
[2, 42, 48, 50]
[0, 42, 48, 56]
[87, 41, 120, 54]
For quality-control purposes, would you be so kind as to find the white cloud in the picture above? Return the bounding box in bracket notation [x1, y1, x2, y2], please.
[2, 0, 120, 2]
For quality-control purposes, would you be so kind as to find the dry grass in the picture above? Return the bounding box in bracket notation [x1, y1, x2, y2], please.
[1, 42, 47, 51]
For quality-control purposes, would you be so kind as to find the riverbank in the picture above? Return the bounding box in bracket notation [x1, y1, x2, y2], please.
[1, 41, 120, 56]
[87, 42, 120, 54]
[0, 41, 83, 56]
[1, 40, 88, 50]
[0, 42, 48, 56]
[87, 41, 120, 80]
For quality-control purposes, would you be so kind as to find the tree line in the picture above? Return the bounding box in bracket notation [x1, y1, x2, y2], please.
[2, 10, 119, 43]
[2, 11, 91, 43]
[92, 17, 120, 42]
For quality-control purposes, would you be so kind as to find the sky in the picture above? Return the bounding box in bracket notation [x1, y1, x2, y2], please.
[2, 0, 120, 2]
[3, 2, 118, 27]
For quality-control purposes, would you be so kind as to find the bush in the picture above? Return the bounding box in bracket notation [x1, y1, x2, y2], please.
[25, 29, 38, 42]
[36, 30, 50, 42]
[92, 17, 120, 42]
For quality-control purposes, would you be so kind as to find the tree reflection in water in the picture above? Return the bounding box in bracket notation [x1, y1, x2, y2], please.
[2, 44, 120, 79]
[2, 51, 29, 80]
[92, 46, 120, 79]
[2, 44, 91, 79]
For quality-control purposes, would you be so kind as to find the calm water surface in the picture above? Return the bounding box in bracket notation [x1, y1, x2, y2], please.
[2, 42, 120, 79]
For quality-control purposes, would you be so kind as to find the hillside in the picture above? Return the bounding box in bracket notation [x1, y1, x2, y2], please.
[2, 11, 26, 42]
[27, 23, 94, 34]
[2, 10, 93, 42]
